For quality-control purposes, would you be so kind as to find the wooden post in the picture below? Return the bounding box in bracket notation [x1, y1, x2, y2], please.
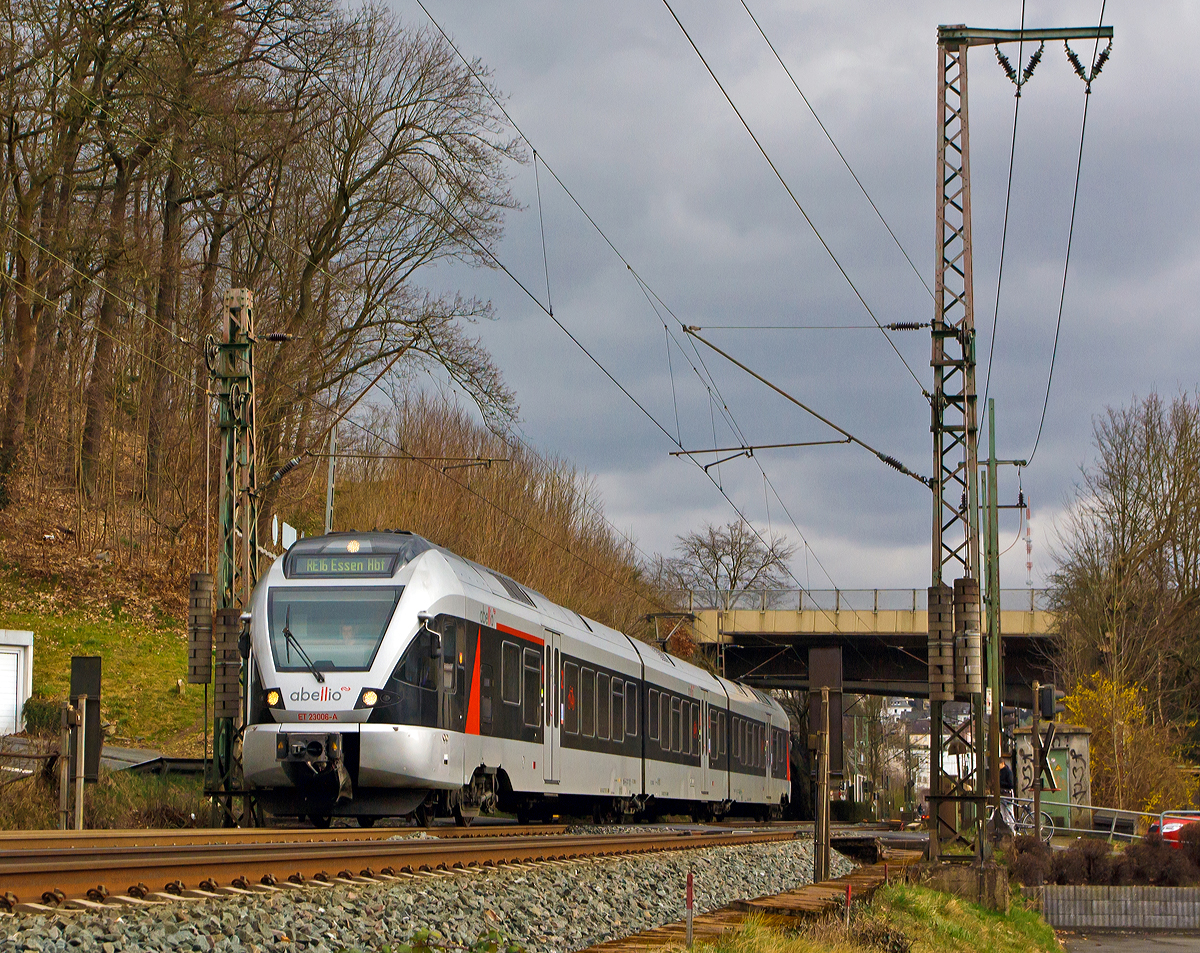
[685, 870, 694, 947]
[73, 694, 87, 830]
[58, 702, 71, 830]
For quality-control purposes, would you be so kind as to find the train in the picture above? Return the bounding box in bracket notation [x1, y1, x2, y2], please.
[241, 531, 791, 825]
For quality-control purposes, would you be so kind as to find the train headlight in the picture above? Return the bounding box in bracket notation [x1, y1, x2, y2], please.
[354, 687, 394, 710]
[265, 689, 284, 709]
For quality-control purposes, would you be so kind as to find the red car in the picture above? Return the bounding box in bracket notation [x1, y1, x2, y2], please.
[1149, 812, 1200, 845]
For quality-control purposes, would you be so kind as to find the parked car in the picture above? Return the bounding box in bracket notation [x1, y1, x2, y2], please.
[1148, 812, 1200, 846]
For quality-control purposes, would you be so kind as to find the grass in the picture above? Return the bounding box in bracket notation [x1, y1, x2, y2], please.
[0, 567, 206, 755]
[687, 885, 1059, 953]
[0, 756, 207, 830]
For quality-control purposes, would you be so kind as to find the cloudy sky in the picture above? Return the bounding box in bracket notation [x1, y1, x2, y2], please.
[399, 0, 1197, 593]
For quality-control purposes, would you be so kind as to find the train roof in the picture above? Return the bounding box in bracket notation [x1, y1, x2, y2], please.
[281, 530, 784, 717]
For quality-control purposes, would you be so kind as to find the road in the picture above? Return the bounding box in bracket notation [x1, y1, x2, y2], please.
[1063, 934, 1200, 952]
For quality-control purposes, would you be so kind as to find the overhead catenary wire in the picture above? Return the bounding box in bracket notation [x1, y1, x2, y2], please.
[268, 19, 853, 623]
[1027, 1, 1109, 465]
[3, 200, 673, 616]
[4, 34, 705, 614]
[406, 0, 860, 612]
[982, 0, 1034, 423]
[735, 0, 933, 301]
[264, 8, 852, 622]
[685, 326, 931, 487]
[658, 0, 929, 399]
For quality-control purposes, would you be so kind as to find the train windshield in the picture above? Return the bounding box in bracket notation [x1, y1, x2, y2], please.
[267, 587, 402, 673]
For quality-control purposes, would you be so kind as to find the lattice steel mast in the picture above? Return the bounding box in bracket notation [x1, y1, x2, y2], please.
[928, 23, 1112, 858]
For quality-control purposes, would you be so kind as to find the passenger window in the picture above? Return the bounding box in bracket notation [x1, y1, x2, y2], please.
[671, 697, 682, 753]
[612, 679, 624, 743]
[648, 690, 659, 741]
[709, 709, 718, 762]
[597, 673, 610, 740]
[564, 662, 578, 734]
[626, 681, 637, 738]
[480, 663, 493, 726]
[501, 642, 521, 705]
[523, 648, 541, 728]
[582, 667, 595, 737]
[660, 694, 670, 751]
[545, 647, 552, 726]
[733, 717, 740, 761]
[719, 712, 726, 755]
[691, 703, 699, 756]
[564, 661, 579, 734]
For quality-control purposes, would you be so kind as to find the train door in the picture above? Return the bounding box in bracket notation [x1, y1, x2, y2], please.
[543, 629, 561, 784]
[700, 689, 712, 796]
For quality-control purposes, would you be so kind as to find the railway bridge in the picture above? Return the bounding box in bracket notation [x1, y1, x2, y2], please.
[671, 588, 1053, 705]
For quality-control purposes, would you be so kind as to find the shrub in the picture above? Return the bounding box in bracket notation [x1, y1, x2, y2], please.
[1051, 848, 1088, 885]
[1121, 832, 1199, 886]
[1074, 837, 1114, 885]
[21, 696, 62, 735]
[1179, 822, 1200, 870]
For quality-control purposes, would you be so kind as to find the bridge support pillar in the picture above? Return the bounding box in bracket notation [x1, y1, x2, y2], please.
[808, 647, 844, 801]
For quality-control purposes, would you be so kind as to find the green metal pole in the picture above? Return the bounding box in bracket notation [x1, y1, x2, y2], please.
[986, 399, 1003, 825]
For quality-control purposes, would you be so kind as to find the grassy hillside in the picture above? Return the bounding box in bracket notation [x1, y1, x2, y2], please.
[0, 568, 205, 755]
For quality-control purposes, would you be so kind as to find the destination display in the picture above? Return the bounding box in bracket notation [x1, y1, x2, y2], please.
[291, 554, 397, 577]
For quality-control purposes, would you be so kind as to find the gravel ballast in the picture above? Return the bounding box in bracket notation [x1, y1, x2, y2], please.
[1, 837, 854, 953]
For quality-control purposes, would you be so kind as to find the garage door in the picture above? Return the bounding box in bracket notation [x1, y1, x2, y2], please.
[0, 650, 20, 735]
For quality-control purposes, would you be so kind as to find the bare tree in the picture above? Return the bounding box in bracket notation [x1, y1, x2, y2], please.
[1050, 391, 1200, 734]
[656, 521, 796, 609]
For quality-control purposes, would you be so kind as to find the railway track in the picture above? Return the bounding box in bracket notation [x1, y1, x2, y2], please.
[0, 826, 804, 912]
[0, 823, 569, 851]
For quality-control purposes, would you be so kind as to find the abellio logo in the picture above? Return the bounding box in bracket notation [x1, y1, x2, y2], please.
[290, 686, 344, 702]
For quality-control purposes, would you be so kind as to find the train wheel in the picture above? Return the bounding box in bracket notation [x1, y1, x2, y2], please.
[414, 800, 434, 828]
[453, 804, 476, 827]
[357, 816, 376, 828]
[309, 814, 332, 828]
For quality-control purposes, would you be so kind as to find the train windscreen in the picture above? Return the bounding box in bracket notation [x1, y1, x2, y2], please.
[267, 587, 402, 673]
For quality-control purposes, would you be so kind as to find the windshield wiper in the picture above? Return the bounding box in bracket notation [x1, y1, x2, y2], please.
[282, 607, 325, 683]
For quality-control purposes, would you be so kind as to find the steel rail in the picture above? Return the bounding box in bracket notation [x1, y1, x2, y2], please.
[0, 828, 802, 907]
[0, 824, 568, 851]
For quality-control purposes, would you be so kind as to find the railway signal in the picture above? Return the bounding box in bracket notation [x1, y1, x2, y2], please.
[1039, 683, 1066, 721]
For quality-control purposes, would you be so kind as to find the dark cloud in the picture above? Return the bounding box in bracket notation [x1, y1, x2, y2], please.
[406, 0, 1196, 589]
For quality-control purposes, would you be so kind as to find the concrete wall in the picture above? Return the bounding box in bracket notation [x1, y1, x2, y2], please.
[1041, 885, 1200, 930]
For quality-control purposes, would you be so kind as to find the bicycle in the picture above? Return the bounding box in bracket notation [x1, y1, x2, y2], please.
[989, 797, 1054, 844]
[1014, 800, 1055, 844]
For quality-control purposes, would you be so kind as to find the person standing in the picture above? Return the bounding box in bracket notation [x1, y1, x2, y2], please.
[998, 753, 1016, 832]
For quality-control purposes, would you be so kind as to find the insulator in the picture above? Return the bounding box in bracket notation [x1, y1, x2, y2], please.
[267, 455, 304, 485]
[1017, 490, 1025, 508]
[1092, 42, 1112, 77]
[994, 44, 1017, 84]
[960, 491, 968, 511]
[263, 332, 294, 342]
[885, 321, 928, 331]
[1023, 43, 1045, 83]
[1065, 42, 1088, 83]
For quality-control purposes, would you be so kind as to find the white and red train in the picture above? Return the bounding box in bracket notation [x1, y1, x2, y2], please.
[242, 531, 790, 825]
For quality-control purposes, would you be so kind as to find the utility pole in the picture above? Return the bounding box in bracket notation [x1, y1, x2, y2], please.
[206, 288, 259, 826]
[1032, 679, 1042, 846]
[813, 687, 831, 882]
[929, 21, 1112, 859]
[324, 423, 337, 534]
[984, 432, 1001, 826]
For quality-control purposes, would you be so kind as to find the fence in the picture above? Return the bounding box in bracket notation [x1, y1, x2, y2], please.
[667, 588, 1050, 613]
